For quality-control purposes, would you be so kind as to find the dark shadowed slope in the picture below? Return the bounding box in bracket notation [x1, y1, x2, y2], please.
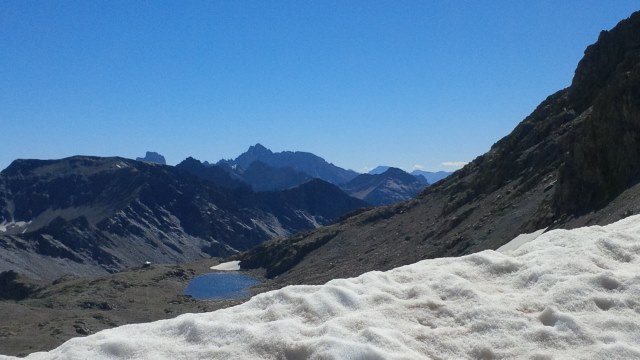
[239, 161, 313, 192]
[239, 11, 640, 286]
[175, 157, 248, 189]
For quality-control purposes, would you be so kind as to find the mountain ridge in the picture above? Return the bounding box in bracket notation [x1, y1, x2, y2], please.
[220, 143, 359, 185]
[237, 11, 640, 286]
[0, 156, 367, 279]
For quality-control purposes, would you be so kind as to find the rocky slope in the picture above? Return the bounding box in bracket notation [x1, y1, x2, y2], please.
[339, 167, 429, 205]
[0, 157, 366, 280]
[238, 11, 640, 286]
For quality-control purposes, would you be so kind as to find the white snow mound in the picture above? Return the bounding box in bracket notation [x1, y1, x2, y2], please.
[9, 215, 640, 359]
[210, 260, 241, 271]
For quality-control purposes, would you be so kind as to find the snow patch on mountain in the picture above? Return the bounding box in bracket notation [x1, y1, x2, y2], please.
[11, 215, 640, 359]
[210, 261, 240, 271]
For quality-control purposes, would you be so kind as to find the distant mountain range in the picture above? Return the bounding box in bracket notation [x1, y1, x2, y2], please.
[0, 140, 446, 279]
[212, 144, 442, 205]
[220, 143, 359, 185]
[0, 156, 367, 279]
[0, 137, 451, 280]
[133, 147, 450, 203]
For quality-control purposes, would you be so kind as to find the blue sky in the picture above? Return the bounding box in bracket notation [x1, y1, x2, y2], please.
[1, 1, 638, 173]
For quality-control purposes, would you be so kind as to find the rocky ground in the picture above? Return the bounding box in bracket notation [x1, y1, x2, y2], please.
[0, 259, 270, 357]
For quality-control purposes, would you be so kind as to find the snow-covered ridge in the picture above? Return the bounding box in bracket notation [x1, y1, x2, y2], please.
[9, 216, 640, 359]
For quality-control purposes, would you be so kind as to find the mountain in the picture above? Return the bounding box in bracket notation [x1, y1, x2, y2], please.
[410, 170, 452, 184]
[339, 167, 429, 205]
[0, 156, 367, 280]
[238, 11, 640, 286]
[221, 144, 359, 185]
[135, 151, 166, 165]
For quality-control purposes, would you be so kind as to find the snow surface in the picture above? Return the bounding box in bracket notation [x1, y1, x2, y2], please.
[209, 260, 241, 271]
[8, 215, 640, 359]
[497, 227, 547, 253]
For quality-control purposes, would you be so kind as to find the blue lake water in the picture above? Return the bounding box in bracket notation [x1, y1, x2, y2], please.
[183, 272, 260, 300]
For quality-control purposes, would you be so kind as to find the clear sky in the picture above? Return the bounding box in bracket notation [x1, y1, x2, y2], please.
[1, 1, 638, 173]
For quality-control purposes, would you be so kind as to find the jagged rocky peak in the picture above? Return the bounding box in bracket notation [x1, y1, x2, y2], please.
[570, 11, 640, 110]
[247, 143, 273, 155]
[233, 143, 274, 170]
[136, 151, 166, 165]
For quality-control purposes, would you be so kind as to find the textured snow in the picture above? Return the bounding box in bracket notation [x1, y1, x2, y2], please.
[9, 215, 640, 359]
[209, 260, 241, 271]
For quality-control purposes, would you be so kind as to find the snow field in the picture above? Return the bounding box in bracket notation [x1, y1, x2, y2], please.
[8, 215, 640, 359]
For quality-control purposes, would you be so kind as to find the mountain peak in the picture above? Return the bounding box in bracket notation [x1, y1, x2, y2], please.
[135, 151, 166, 165]
[381, 167, 409, 176]
[570, 10, 640, 110]
[231, 144, 358, 184]
[247, 143, 272, 155]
